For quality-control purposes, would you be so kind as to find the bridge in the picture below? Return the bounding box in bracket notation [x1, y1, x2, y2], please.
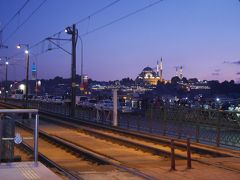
[0, 98, 240, 179]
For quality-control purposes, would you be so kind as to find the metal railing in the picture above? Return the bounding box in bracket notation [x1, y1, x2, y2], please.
[2, 98, 240, 149]
[0, 108, 39, 163]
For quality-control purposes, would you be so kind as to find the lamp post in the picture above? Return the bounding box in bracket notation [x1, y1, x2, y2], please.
[0, 57, 9, 100]
[65, 24, 78, 117]
[36, 80, 41, 97]
[5, 61, 8, 100]
[17, 44, 30, 107]
[78, 36, 84, 93]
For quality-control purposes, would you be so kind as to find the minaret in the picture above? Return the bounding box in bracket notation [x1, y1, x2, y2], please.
[180, 66, 183, 80]
[156, 60, 160, 77]
[175, 67, 178, 77]
[160, 58, 163, 81]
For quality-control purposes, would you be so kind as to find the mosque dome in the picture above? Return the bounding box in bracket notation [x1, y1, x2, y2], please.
[142, 67, 153, 72]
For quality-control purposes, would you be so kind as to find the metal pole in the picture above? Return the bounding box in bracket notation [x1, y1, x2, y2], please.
[35, 81, 37, 97]
[71, 24, 77, 117]
[113, 89, 118, 126]
[5, 61, 8, 101]
[79, 36, 84, 94]
[26, 46, 30, 108]
[34, 113, 39, 164]
[187, 138, 192, 169]
[170, 139, 176, 171]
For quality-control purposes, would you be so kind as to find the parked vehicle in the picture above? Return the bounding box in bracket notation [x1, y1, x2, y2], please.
[95, 100, 113, 110]
[84, 99, 98, 108]
[76, 96, 88, 106]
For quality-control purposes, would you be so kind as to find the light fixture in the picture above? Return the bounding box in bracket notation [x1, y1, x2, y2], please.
[65, 26, 73, 34]
[5, 61, 9, 65]
[19, 84, 26, 91]
[25, 50, 29, 54]
[16, 44, 21, 49]
[37, 80, 41, 86]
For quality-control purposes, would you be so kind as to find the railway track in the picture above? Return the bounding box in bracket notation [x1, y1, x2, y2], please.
[15, 122, 151, 180]
[19, 141, 82, 180]
[18, 114, 240, 178]
[1, 102, 240, 179]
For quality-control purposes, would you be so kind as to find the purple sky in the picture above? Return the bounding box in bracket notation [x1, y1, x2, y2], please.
[0, 0, 240, 82]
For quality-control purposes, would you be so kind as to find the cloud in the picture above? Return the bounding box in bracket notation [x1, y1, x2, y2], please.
[224, 60, 240, 65]
[211, 69, 220, 76]
[236, 72, 240, 75]
[212, 73, 219, 76]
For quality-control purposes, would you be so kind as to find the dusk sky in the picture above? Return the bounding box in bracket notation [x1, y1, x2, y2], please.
[0, 0, 240, 82]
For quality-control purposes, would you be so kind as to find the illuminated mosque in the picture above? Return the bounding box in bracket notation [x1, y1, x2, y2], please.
[136, 58, 179, 85]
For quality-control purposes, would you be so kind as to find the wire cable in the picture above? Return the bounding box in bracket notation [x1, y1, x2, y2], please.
[75, 0, 121, 25]
[41, 0, 122, 42]
[3, 0, 48, 43]
[81, 0, 164, 36]
[9, 0, 163, 61]
[0, 0, 30, 31]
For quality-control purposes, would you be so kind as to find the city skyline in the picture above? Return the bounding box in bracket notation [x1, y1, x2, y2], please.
[0, 0, 240, 82]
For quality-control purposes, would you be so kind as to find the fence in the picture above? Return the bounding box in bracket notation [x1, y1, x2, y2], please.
[0, 108, 39, 163]
[2, 98, 240, 149]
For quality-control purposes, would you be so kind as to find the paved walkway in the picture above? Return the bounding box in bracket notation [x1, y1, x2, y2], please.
[0, 162, 61, 180]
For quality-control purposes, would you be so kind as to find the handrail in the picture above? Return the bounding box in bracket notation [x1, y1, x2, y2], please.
[0, 109, 38, 113]
[0, 108, 39, 164]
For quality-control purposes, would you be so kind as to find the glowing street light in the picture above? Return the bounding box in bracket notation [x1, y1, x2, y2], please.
[35, 80, 41, 96]
[16, 43, 30, 107]
[25, 50, 29, 54]
[37, 80, 41, 86]
[4, 59, 9, 101]
[19, 84, 26, 93]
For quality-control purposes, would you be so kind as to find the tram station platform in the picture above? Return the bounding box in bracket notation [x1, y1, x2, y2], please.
[0, 161, 61, 180]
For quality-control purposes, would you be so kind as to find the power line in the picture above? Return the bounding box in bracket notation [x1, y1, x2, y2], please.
[9, 0, 163, 60]
[41, 0, 122, 42]
[3, 0, 48, 43]
[81, 0, 164, 37]
[0, 0, 30, 31]
[26, 0, 122, 52]
[75, 0, 121, 25]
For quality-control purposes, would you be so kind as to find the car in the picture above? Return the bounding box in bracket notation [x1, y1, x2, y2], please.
[95, 100, 113, 110]
[77, 96, 88, 106]
[84, 99, 98, 108]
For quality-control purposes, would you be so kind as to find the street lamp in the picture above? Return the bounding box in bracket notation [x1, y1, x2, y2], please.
[78, 36, 83, 93]
[65, 27, 84, 92]
[64, 24, 78, 117]
[16, 43, 30, 107]
[36, 80, 41, 96]
[5, 60, 9, 100]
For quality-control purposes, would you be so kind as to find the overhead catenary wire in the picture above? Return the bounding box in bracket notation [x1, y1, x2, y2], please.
[3, 0, 48, 43]
[31, 0, 164, 54]
[81, 0, 164, 36]
[5, 0, 121, 60]
[75, 0, 121, 25]
[0, 0, 30, 32]
[8, 0, 164, 61]
[29, 0, 122, 51]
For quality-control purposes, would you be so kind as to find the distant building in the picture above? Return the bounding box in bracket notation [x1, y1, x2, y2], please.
[32, 62, 37, 80]
[136, 59, 169, 85]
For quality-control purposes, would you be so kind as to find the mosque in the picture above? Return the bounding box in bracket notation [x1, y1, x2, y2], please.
[136, 58, 177, 85]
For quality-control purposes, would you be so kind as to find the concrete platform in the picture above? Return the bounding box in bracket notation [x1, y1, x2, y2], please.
[0, 161, 61, 180]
